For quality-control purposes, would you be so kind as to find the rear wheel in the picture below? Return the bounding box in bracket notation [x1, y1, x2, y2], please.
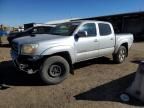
[40, 56, 70, 85]
[113, 46, 127, 64]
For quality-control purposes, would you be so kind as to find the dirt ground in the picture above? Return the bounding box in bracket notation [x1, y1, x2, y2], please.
[0, 37, 144, 108]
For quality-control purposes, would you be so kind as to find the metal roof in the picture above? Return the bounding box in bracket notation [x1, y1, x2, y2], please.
[79, 11, 144, 20]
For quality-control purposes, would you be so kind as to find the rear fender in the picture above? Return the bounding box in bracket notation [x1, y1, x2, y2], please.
[114, 39, 128, 54]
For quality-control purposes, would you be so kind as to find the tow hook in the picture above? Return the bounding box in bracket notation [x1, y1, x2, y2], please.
[27, 69, 36, 74]
[19, 64, 38, 74]
[19, 64, 28, 69]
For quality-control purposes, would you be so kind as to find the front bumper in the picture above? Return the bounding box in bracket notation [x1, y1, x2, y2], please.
[11, 50, 43, 74]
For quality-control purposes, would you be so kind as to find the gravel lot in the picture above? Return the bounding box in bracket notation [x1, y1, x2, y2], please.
[0, 37, 144, 108]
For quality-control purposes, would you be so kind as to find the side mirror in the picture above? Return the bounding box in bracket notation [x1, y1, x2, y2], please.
[31, 29, 37, 34]
[76, 31, 87, 38]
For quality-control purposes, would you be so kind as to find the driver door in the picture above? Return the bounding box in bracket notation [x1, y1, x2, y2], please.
[75, 23, 99, 62]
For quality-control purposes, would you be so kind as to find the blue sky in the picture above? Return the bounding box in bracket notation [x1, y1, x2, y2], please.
[0, 0, 144, 27]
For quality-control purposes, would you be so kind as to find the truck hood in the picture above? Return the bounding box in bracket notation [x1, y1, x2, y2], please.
[12, 34, 70, 45]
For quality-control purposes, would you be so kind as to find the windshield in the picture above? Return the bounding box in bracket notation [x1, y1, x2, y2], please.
[49, 22, 80, 36]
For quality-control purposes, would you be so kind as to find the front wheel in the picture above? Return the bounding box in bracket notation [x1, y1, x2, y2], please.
[40, 56, 70, 85]
[113, 46, 127, 64]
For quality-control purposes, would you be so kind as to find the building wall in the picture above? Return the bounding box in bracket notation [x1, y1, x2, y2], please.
[80, 12, 144, 40]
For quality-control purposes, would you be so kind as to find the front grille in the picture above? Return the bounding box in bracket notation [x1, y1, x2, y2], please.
[12, 42, 19, 53]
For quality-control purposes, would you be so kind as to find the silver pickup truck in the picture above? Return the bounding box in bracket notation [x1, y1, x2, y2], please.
[11, 20, 133, 84]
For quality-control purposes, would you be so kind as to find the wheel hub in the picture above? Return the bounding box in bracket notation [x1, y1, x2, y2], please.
[49, 65, 62, 77]
[119, 49, 126, 62]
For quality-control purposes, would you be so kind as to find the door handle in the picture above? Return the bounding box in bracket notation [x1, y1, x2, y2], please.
[94, 39, 98, 42]
[110, 38, 114, 40]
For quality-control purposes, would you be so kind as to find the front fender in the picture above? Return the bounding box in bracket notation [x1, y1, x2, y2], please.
[40, 45, 76, 63]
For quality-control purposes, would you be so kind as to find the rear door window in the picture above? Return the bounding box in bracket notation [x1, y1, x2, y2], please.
[98, 23, 112, 36]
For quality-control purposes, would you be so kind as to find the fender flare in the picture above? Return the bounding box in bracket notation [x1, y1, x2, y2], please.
[40, 45, 76, 64]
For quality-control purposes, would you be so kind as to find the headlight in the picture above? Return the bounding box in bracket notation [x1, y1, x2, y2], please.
[21, 44, 38, 54]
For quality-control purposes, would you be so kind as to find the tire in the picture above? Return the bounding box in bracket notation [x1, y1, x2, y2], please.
[113, 46, 127, 64]
[40, 56, 70, 85]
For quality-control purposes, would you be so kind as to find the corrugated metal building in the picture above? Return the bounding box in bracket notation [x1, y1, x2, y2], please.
[79, 11, 144, 41]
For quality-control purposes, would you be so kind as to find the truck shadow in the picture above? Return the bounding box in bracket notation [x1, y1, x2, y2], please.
[74, 72, 144, 106]
[0, 60, 45, 86]
[0, 57, 114, 87]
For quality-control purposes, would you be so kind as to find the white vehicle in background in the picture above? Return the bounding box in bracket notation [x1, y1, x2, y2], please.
[8, 18, 79, 44]
[7, 23, 56, 44]
[46, 18, 79, 25]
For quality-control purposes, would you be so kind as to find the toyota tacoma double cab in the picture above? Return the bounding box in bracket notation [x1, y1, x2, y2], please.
[11, 20, 133, 84]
